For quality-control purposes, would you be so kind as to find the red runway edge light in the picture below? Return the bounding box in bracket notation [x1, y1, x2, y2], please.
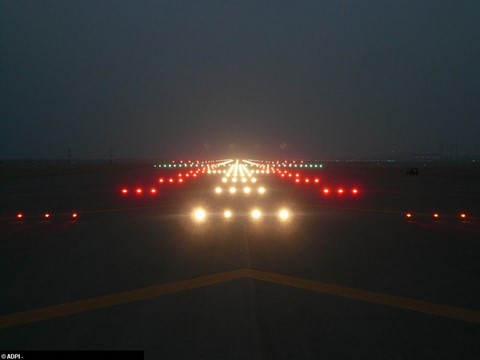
[16, 213, 24, 220]
[72, 212, 78, 219]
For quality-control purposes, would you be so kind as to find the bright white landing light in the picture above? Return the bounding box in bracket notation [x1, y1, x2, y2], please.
[193, 208, 207, 222]
[251, 209, 262, 220]
[224, 210, 233, 219]
[243, 186, 251, 194]
[278, 209, 290, 221]
[258, 186, 266, 194]
[229, 187, 237, 194]
[214, 187, 222, 194]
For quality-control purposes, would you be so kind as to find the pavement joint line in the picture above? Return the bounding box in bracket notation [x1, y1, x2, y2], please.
[1, 268, 479, 330]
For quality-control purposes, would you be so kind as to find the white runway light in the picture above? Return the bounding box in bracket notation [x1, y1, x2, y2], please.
[278, 208, 290, 221]
[229, 186, 237, 194]
[223, 209, 233, 219]
[243, 186, 251, 194]
[258, 186, 266, 194]
[214, 187, 222, 194]
[251, 208, 262, 220]
[192, 208, 207, 222]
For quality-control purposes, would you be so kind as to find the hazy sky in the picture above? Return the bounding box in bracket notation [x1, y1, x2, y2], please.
[1, 0, 479, 159]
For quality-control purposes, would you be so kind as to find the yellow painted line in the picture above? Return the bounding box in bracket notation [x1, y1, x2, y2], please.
[246, 269, 480, 324]
[1, 268, 479, 330]
[0, 269, 248, 330]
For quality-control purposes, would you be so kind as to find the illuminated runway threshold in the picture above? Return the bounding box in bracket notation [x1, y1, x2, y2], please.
[1, 269, 479, 330]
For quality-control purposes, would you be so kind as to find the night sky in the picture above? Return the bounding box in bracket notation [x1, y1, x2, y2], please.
[1, 1, 479, 159]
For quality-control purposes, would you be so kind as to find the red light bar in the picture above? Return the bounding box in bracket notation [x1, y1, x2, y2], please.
[72, 212, 78, 219]
[17, 213, 23, 219]
[337, 188, 344, 194]
[314, 178, 319, 184]
[135, 188, 143, 195]
[44, 213, 51, 219]
[150, 188, 157, 194]
[159, 178, 164, 183]
[121, 188, 128, 195]
[433, 213, 440, 219]
[352, 188, 359, 195]
[405, 212, 412, 219]
[459, 213, 467, 220]
[322, 188, 330, 194]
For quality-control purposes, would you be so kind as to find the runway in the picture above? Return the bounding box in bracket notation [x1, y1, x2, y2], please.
[1, 161, 479, 359]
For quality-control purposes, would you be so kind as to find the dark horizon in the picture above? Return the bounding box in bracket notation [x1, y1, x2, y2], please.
[2, 1, 479, 159]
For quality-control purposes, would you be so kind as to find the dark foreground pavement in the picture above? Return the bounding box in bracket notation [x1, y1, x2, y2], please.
[1, 164, 479, 359]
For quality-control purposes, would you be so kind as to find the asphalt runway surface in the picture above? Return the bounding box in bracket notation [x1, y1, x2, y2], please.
[1, 162, 479, 359]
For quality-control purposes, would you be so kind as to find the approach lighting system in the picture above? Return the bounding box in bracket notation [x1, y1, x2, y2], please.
[223, 210, 233, 219]
[243, 186, 251, 194]
[229, 186, 237, 194]
[258, 186, 266, 194]
[215, 187, 222, 194]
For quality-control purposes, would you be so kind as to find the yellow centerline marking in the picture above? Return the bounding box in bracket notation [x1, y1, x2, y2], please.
[0, 269, 249, 330]
[1, 268, 479, 330]
[247, 269, 480, 324]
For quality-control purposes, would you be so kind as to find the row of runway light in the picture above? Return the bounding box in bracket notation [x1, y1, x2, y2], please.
[14, 212, 79, 220]
[10, 210, 473, 222]
[404, 212, 469, 221]
[191, 207, 291, 223]
[214, 186, 266, 195]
